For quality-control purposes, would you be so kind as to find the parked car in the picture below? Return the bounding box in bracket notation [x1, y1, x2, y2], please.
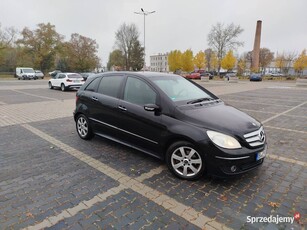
[270, 72, 283, 77]
[225, 73, 236, 81]
[74, 72, 267, 180]
[35, 70, 44, 79]
[80, 72, 96, 80]
[200, 72, 213, 79]
[16, 67, 37, 80]
[250, 73, 262, 81]
[49, 70, 62, 77]
[185, 72, 201, 79]
[48, 73, 85, 91]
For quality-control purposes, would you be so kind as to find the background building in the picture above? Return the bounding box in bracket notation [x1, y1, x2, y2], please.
[150, 53, 169, 72]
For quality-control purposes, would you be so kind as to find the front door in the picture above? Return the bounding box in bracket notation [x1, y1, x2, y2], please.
[117, 75, 165, 156]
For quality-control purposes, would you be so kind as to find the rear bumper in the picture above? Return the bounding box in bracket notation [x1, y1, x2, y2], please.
[66, 84, 83, 89]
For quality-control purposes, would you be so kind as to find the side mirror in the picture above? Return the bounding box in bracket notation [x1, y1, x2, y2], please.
[144, 104, 160, 112]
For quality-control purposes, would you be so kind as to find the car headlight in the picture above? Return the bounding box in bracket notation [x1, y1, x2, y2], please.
[207, 130, 241, 149]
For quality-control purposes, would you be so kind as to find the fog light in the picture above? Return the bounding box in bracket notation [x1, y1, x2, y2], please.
[230, 165, 237, 172]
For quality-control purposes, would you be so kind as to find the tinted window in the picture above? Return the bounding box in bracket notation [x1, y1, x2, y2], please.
[97, 76, 123, 98]
[124, 77, 156, 105]
[85, 77, 101, 92]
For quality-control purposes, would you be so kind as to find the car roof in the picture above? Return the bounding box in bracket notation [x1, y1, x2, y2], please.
[98, 71, 180, 79]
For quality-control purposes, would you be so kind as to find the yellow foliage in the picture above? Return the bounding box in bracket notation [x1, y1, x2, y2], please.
[221, 50, 236, 71]
[210, 52, 218, 71]
[168, 50, 182, 72]
[275, 54, 286, 70]
[193, 51, 206, 70]
[237, 58, 246, 74]
[181, 49, 194, 72]
[293, 49, 307, 74]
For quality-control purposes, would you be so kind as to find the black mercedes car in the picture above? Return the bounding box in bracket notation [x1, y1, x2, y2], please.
[74, 72, 267, 180]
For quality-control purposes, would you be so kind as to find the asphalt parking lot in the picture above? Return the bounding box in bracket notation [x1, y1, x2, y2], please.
[0, 79, 306, 230]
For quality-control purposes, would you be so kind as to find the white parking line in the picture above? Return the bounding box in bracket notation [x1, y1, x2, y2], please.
[11, 89, 58, 101]
[21, 124, 230, 230]
[267, 154, 306, 167]
[265, 125, 307, 134]
[262, 101, 307, 124]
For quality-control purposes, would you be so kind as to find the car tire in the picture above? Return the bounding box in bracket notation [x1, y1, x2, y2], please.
[166, 141, 206, 180]
[48, 82, 53, 89]
[76, 114, 94, 140]
[61, 83, 66, 91]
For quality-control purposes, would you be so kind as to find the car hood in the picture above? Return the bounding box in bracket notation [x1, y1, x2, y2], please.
[176, 102, 261, 136]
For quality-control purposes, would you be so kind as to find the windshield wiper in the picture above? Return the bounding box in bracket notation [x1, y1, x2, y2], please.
[187, 97, 215, 104]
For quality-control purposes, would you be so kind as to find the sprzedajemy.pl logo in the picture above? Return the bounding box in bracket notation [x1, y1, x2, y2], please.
[247, 215, 296, 225]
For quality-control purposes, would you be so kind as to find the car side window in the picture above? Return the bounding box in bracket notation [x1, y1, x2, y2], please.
[124, 77, 157, 105]
[85, 77, 101, 92]
[59, 74, 65, 79]
[97, 76, 123, 98]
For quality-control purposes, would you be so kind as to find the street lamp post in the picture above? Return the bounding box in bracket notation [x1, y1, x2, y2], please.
[134, 8, 155, 71]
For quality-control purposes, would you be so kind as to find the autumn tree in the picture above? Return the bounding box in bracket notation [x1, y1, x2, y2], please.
[107, 49, 125, 70]
[283, 52, 297, 74]
[221, 50, 236, 72]
[237, 56, 247, 76]
[63, 33, 100, 72]
[275, 53, 286, 74]
[115, 23, 143, 70]
[181, 49, 194, 72]
[259, 48, 274, 74]
[130, 39, 144, 71]
[293, 49, 307, 76]
[210, 52, 218, 73]
[204, 48, 213, 71]
[193, 51, 206, 70]
[17, 23, 63, 72]
[0, 24, 17, 70]
[0, 23, 17, 50]
[207, 23, 243, 75]
[168, 50, 182, 72]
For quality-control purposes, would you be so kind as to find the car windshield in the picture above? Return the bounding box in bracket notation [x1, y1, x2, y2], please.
[23, 69, 34, 73]
[152, 76, 212, 102]
[68, 74, 83, 79]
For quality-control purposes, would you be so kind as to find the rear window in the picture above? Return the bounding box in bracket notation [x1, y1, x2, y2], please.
[97, 76, 123, 98]
[68, 74, 83, 79]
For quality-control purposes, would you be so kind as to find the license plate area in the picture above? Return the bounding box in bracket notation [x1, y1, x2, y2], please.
[256, 147, 267, 161]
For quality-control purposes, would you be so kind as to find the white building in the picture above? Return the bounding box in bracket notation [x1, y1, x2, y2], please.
[150, 53, 169, 72]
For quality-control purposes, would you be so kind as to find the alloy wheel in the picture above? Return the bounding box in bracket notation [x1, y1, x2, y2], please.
[77, 116, 88, 138]
[170, 146, 202, 178]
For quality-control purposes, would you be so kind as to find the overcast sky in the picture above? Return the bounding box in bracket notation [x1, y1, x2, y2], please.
[1, 0, 306, 66]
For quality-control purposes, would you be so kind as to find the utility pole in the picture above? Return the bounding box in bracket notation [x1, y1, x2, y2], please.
[134, 8, 155, 71]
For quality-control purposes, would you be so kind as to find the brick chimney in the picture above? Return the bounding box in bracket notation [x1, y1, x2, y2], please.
[251, 20, 262, 71]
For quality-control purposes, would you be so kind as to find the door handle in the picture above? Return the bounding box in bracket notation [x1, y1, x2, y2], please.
[91, 96, 98, 101]
[118, 105, 127, 111]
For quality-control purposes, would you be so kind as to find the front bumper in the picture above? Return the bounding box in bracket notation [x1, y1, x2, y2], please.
[198, 140, 267, 177]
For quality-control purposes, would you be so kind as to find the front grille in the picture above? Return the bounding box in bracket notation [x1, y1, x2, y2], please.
[243, 126, 265, 147]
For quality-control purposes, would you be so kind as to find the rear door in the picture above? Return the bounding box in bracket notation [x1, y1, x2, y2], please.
[89, 74, 126, 138]
[53, 73, 65, 87]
